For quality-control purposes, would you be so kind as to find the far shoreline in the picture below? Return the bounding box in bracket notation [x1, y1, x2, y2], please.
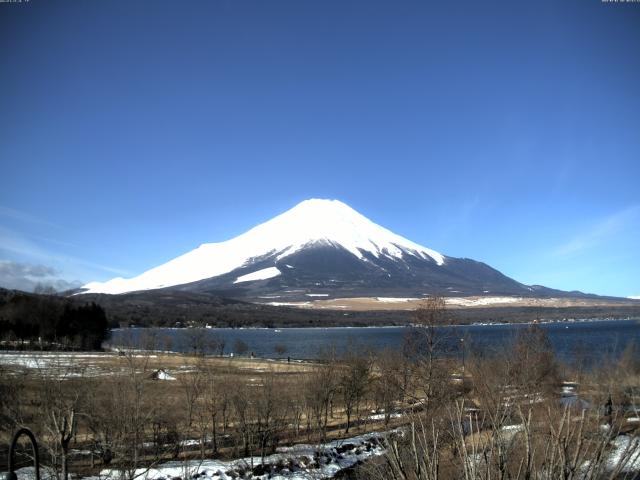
[110, 312, 640, 331]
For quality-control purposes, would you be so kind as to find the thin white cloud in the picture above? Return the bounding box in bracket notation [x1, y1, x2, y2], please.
[0, 225, 132, 278]
[0, 206, 79, 248]
[554, 205, 640, 258]
[0, 205, 62, 229]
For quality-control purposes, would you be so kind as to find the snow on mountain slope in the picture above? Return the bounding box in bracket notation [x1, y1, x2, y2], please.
[233, 267, 281, 284]
[81, 199, 445, 294]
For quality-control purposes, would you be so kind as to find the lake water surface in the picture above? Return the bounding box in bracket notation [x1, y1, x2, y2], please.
[108, 319, 640, 364]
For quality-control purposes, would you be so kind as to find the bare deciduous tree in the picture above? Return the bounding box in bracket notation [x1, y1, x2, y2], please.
[339, 350, 371, 433]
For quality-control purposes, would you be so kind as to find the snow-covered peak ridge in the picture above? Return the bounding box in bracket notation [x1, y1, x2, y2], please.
[80, 199, 444, 295]
[233, 199, 444, 264]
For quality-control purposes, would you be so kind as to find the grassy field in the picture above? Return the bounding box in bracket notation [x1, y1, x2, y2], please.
[0, 349, 405, 476]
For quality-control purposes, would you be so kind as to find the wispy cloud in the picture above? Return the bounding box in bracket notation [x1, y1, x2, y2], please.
[0, 205, 81, 249]
[0, 205, 62, 229]
[0, 225, 132, 278]
[0, 206, 132, 288]
[554, 205, 640, 257]
[0, 260, 82, 292]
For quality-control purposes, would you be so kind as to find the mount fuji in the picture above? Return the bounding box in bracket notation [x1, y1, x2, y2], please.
[80, 199, 565, 300]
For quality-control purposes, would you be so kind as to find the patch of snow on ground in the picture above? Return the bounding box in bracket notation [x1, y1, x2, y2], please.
[266, 302, 312, 307]
[607, 435, 640, 471]
[501, 424, 524, 433]
[156, 370, 176, 380]
[0, 352, 159, 378]
[369, 412, 402, 420]
[446, 296, 522, 307]
[376, 297, 419, 303]
[0, 352, 105, 371]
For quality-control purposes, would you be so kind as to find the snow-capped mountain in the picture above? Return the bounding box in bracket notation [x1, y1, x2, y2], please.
[81, 199, 538, 299]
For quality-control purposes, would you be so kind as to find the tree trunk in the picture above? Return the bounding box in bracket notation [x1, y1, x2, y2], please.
[345, 409, 351, 434]
[211, 414, 218, 454]
[61, 441, 70, 480]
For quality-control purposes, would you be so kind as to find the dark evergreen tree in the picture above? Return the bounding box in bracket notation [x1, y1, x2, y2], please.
[0, 292, 109, 350]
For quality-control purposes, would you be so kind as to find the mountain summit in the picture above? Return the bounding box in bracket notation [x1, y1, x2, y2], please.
[81, 199, 537, 298]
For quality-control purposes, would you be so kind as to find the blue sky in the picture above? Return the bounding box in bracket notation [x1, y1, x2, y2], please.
[1, 0, 639, 297]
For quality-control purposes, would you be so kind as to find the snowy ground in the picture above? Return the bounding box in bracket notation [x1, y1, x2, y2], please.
[0, 351, 132, 377]
[445, 296, 522, 307]
[368, 412, 402, 421]
[608, 435, 640, 472]
[16, 424, 640, 479]
[46, 432, 388, 480]
[13, 434, 386, 480]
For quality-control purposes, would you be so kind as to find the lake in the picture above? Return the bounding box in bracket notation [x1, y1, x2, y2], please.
[108, 318, 640, 364]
